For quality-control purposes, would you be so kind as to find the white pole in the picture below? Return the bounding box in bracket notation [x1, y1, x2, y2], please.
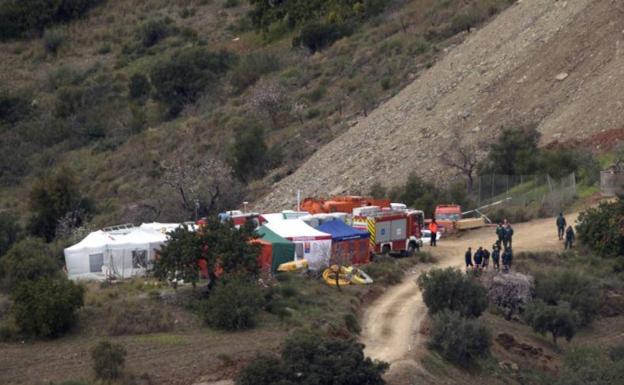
[297, 190, 301, 212]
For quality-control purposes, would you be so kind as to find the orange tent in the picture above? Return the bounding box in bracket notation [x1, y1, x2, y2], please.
[251, 238, 273, 273]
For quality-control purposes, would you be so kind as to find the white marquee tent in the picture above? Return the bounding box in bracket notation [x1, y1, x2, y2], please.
[64, 227, 168, 281]
[264, 219, 332, 270]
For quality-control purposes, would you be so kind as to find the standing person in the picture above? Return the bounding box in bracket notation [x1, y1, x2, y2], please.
[491, 244, 500, 271]
[502, 247, 513, 273]
[429, 219, 438, 247]
[474, 247, 484, 270]
[504, 223, 514, 249]
[482, 247, 490, 270]
[556, 213, 567, 240]
[564, 225, 575, 249]
[465, 247, 473, 270]
[496, 223, 504, 245]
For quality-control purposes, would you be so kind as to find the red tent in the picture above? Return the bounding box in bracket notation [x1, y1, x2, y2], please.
[251, 238, 273, 273]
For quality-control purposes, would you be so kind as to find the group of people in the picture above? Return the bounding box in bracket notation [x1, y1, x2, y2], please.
[556, 212, 575, 249]
[465, 220, 515, 273]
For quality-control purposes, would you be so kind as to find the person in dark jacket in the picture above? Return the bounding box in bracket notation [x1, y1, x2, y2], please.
[556, 213, 567, 240]
[503, 223, 514, 249]
[482, 247, 490, 270]
[564, 225, 575, 249]
[465, 247, 473, 270]
[502, 247, 513, 272]
[474, 247, 484, 270]
[491, 244, 500, 270]
[495, 223, 504, 244]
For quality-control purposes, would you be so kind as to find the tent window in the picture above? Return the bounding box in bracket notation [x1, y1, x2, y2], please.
[89, 253, 104, 273]
[132, 250, 147, 268]
[295, 243, 304, 259]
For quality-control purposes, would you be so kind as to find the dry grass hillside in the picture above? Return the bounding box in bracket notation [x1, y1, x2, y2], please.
[0, 0, 515, 225]
[258, 0, 624, 211]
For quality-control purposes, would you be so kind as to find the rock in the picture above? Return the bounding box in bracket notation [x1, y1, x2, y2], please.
[499, 360, 519, 371]
[555, 72, 569, 81]
[496, 333, 516, 350]
[471, 126, 481, 133]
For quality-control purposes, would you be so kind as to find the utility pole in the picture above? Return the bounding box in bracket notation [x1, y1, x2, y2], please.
[194, 199, 200, 222]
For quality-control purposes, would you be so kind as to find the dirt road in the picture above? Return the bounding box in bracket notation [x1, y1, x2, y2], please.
[360, 214, 577, 377]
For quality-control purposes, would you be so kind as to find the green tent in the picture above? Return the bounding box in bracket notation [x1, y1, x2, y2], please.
[257, 225, 295, 271]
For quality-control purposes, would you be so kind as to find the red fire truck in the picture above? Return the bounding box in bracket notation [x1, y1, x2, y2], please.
[353, 207, 425, 257]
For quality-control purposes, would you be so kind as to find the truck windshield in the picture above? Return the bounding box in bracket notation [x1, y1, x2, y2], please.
[436, 213, 461, 221]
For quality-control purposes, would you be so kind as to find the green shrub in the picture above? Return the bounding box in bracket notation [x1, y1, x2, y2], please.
[1, 237, 59, 291]
[201, 278, 265, 330]
[43, 28, 64, 54]
[236, 331, 388, 385]
[128, 73, 151, 101]
[534, 270, 600, 326]
[478, 125, 541, 176]
[91, 340, 126, 381]
[609, 344, 624, 362]
[0, 0, 101, 39]
[108, 301, 174, 335]
[150, 47, 236, 117]
[230, 126, 282, 181]
[139, 18, 170, 47]
[11, 277, 84, 337]
[428, 310, 491, 367]
[344, 313, 361, 334]
[28, 168, 94, 242]
[555, 346, 624, 385]
[576, 197, 624, 258]
[0, 90, 31, 124]
[361, 256, 405, 285]
[0, 211, 21, 258]
[229, 52, 279, 92]
[418, 268, 488, 318]
[294, 22, 353, 53]
[524, 300, 578, 345]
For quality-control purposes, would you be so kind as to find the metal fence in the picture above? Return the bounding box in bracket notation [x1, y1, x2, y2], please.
[472, 173, 577, 216]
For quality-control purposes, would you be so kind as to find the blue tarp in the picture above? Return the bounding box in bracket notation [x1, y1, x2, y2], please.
[318, 219, 370, 242]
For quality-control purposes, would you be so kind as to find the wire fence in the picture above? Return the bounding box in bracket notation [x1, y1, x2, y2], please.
[472, 173, 577, 216]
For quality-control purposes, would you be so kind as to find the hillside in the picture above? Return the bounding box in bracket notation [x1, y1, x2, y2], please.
[0, 0, 515, 226]
[258, 0, 624, 211]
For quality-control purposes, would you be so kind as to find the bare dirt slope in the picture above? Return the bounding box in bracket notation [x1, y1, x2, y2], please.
[258, 0, 624, 210]
[361, 213, 577, 379]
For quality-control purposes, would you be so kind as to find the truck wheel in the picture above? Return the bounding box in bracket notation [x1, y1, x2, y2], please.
[408, 242, 417, 256]
[382, 245, 391, 255]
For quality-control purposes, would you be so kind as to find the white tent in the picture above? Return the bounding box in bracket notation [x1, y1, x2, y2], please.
[64, 227, 168, 281]
[264, 219, 332, 270]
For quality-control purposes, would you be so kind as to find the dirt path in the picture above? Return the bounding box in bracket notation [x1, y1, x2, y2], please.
[360, 214, 578, 378]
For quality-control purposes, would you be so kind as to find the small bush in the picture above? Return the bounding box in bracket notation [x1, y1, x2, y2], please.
[1, 237, 59, 291]
[128, 73, 151, 101]
[344, 313, 361, 334]
[0, 211, 22, 257]
[293, 22, 353, 53]
[0, 91, 31, 124]
[139, 18, 170, 47]
[229, 52, 279, 92]
[43, 28, 64, 54]
[428, 310, 491, 367]
[91, 340, 127, 381]
[576, 198, 624, 258]
[201, 278, 264, 330]
[534, 270, 600, 326]
[108, 301, 174, 336]
[609, 344, 624, 362]
[236, 331, 388, 385]
[524, 300, 578, 345]
[361, 257, 405, 285]
[418, 268, 488, 318]
[150, 47, 236, 117]
[555, 346, 624, 385]
[11, 277, 84, 337]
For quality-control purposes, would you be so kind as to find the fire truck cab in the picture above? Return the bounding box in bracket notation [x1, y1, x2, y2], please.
[353, 207, 424, 257]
